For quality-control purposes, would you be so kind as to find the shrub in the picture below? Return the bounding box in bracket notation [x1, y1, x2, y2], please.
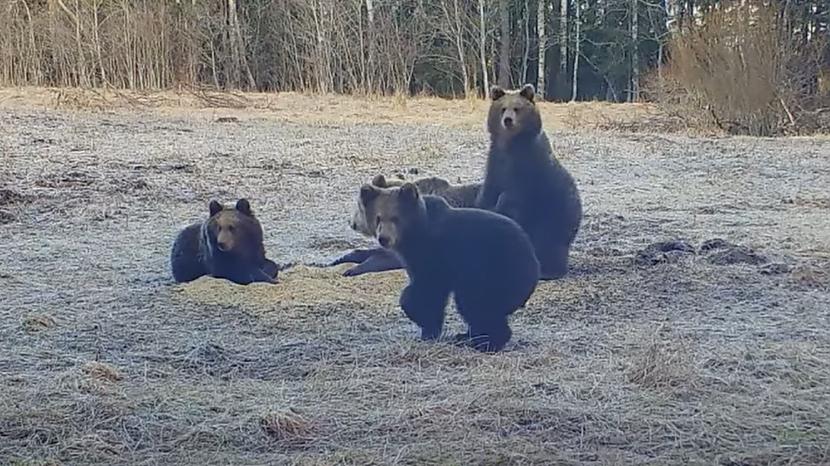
[656, 1, 827, 136]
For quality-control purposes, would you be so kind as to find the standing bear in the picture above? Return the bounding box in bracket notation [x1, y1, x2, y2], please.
[170, 199, 279, 285]
[477, 84, 583, 280]
[360, 181, 539, 352]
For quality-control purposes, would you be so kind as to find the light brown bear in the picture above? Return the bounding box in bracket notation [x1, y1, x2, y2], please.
[331, 174, 480, 276]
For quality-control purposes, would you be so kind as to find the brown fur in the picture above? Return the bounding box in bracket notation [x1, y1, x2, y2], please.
[477, 84, 583, 280]
[350, 174, 480, 238]
[361, 182, 539, 352]
[170, 199, 279, 284]
[487, 84, 541, 149]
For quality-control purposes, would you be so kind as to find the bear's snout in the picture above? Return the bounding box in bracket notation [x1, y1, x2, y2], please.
[502, 116, 515, 129]
[216, 241, 232, 252]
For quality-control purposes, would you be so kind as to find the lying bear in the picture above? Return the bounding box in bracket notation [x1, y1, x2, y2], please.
[331, 174, 480, 277]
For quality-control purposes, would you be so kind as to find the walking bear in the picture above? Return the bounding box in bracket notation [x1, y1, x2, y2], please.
[360, 181, 539, 352]
[478, 84, 583, 280]
[170, 199, 279, 285]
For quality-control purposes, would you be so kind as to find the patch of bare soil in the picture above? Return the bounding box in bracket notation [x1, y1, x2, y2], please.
[0, 92, 828, 465]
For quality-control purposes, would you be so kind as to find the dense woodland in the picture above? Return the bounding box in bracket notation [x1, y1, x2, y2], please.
[0, 0, 828, 133]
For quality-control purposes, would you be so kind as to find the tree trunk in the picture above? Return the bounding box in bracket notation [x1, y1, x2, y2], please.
[559, 0, 568, 101]
[227, 0, 256, 89]
[312, 0, 329, 93]
[521, 0, 531, 83]
[451, 0, 470, 96]
[537, 0, 546, 100]
[366, 0, 375, 93]
[571, 0, 580, 102]
[479, 0, 490, 98]
[498, 0, 511, 87]
[630, 0, 639, 102]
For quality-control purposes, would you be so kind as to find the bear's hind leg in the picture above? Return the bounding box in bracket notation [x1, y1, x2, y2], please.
[329, 248, 381, 266]
[453, 293, 514, 353]
[531, 232, 570, 280]
[400, 282, 450, 341]
[343, 249, 404, 277]
[453, 316, 512, 353]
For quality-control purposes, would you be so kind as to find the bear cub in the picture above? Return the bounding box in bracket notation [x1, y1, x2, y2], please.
[478, 84, 583, 280]
[170, 199, 279, 285]
[362, 181, 539, 352]
[331, 174, 481, 277]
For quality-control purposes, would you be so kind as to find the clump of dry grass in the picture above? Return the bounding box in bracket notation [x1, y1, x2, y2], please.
[21, 314, 56, 333]
[174, 264, 407, 317]
[259, 408, 314, 442]
[626, 336, 699, 390]
[80, 361, 122, 383]
[789, 263, 830, 290]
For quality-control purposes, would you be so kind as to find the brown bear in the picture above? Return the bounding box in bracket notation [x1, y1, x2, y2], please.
[331, 174, 481, 276]
[170, 199, 279, 285]
[361, 181, 539, 352]
[478, 84, 582, 280]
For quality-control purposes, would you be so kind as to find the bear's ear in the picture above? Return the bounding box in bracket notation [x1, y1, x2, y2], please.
[519, 83, 535, 102]
[209, 200, 224, 217]
[359, 184, 380, 205]
[235, 198, 252, 216]
[371, 174, 387, 188]
[399, 182, 420, 205]
[490, 86, 506, 101]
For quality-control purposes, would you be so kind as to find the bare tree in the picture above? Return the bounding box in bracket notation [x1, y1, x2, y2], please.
[366, 0, 375, 92]
[571, 0, 580, 102]
[521, 0, 531, 83]
[559, 0, 568, 99]
[227, 0, 256, 89]
[440, 0, 471, 96]
[537, 0, 546, 99]
[630, 0, 639, 101]
[498, 0, 511, 87]
[479, 0, 490, 98]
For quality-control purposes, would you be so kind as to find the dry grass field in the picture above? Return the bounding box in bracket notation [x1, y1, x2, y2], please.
[0, 88, 829, 465]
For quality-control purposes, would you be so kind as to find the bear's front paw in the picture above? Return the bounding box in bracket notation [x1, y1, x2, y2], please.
[342, 266, 365, 277]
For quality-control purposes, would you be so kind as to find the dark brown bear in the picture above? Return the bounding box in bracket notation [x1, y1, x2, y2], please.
[362, 181, 539, 352]
[170, 199, 279, 285]
[478, 84, 582, 280]
[330, 174, 481, 276]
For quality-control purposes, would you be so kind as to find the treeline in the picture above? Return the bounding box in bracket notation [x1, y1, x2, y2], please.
[0, 0, 828, 132]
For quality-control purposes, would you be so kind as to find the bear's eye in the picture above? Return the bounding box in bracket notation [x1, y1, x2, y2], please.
[227, 225, 235, 232]
[513, 107, 519, 113]
[501, 108, 506, 114]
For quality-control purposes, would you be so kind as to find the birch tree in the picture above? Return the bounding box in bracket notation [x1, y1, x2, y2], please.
[479, 0, 490, 98]
[571, 0, 580, 102]
[630, 0, 639, 101]
[559, 0, 568, 100]
[537, 0, 547, 100]
[498, 0, 511, 86]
